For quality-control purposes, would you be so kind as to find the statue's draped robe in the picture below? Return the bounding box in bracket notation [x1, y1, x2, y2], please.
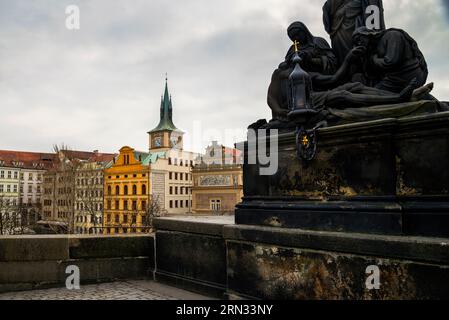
[323, 0, 385, 64]
[284, 22, 338, 76]
[360, 29, 428, 93]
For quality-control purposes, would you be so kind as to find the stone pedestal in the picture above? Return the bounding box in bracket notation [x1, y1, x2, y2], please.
[229, 112, 449, 299]
[237, 112, 449, 238]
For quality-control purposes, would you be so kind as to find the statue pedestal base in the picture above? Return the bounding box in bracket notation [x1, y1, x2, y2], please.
[238, 111, 449, 237]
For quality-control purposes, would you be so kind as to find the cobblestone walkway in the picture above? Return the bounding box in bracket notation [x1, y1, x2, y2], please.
[0, 280, 212, 300]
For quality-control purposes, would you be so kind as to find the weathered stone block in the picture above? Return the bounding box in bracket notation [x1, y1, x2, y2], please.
[69, 235, 154, 262]
[154, 217, 232, 297]
[0, 261, 63, 284]
[226, 240, 449, 300]
[61, 257, 152, 283]
[0, 236, 69, 262]
[156, 231, 226, 288]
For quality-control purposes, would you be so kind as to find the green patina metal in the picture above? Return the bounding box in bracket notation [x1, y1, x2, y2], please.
[149, 79, 178, 133]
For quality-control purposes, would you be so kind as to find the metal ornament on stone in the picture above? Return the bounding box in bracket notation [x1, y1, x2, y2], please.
[287, 40, 320, 161]
[296, 121, 326, 161]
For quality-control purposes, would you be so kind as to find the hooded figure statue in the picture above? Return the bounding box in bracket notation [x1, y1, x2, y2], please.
[323, 0, 385, 65]
[283, 21, 338, 76]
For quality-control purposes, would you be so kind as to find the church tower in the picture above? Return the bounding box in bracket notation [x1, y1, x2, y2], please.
[148, 78, 184, 152]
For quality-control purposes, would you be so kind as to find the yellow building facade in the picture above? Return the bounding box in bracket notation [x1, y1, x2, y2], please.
[192, 164, 243, 214]
[103, 146, 151, 234]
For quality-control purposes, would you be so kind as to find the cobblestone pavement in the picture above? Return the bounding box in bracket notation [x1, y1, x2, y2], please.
[0, 280, 213, 300]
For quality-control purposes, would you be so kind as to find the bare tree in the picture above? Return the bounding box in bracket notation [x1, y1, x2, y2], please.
[142, 195, 163, 233]
[0, 195, 31, 235]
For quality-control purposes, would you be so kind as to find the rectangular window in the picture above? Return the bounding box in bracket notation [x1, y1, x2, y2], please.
[0, 171, 4, 178]
[14, 172, 18, 179]
[169, 200, 173, 208]
[142, 201, 147, 211]
[115, 215, 120, 223]
[123, 215, 128, 223]
[115, 200, 119, 210]
[210, 199, 222, 211]
[170, 186, 173, 194]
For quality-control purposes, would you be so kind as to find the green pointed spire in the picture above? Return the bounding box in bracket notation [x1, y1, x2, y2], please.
[149, 77, 178, 133]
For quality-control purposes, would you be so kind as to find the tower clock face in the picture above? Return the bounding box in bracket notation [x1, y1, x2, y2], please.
[171, 136, 180, 147]
[154, 137, 162, 148]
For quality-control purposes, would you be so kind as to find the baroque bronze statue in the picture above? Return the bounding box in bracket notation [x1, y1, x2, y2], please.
[261, 18, 447, 131]
[323, 0, 385, 64]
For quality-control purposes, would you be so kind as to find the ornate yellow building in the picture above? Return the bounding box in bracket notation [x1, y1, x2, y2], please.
[103, 147, 151, 234]
[192, 164, 243, 214]
[192, 142, 243, 214]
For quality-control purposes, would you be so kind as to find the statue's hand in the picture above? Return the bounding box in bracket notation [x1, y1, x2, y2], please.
[299, 51, 312, 63]
[347, 46, 366, 62]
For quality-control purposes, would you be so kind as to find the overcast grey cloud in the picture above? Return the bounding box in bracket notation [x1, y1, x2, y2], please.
[0, 0, 448, 154]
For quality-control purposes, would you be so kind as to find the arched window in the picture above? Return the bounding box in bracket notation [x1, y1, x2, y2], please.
[132, 185, 137, 195]
[124, 185, 128, 195]
[142, 184, 147, 195]
[115, 185, 120, 195]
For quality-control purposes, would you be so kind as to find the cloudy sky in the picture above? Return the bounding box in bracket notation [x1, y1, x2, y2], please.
[1, 0, 448, 154]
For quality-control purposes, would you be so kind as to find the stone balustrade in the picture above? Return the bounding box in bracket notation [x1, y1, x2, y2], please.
[0, 234, 154, 293]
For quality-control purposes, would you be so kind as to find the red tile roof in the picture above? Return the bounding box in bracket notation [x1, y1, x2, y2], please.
[0, 150, 56, 170]
[0, 150, 116, 170]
